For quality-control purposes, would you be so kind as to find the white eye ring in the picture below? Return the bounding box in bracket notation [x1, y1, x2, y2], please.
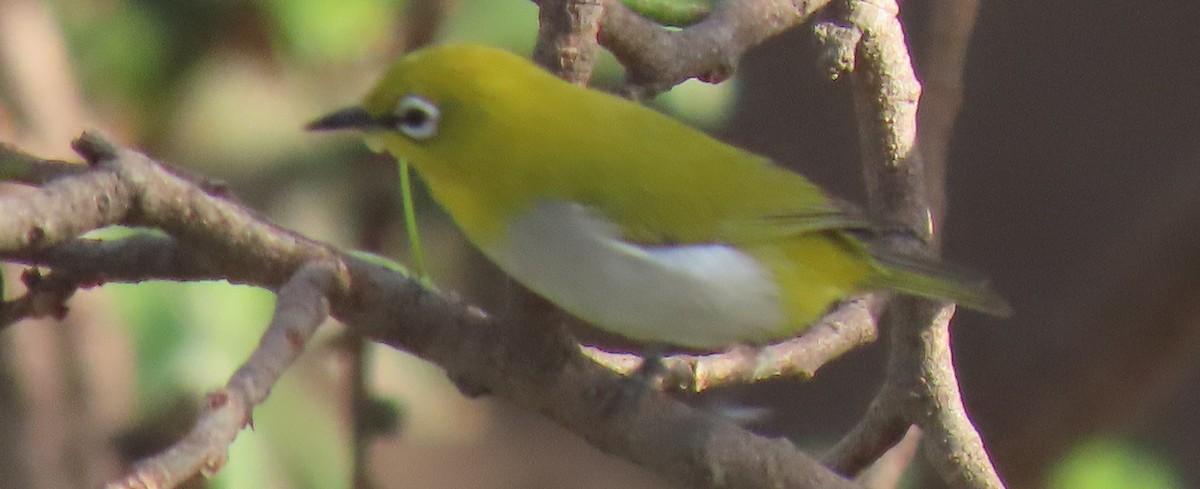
[393, 95, 440, 140]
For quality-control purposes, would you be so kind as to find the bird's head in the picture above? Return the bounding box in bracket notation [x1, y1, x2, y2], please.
[307, 44, 550, 174]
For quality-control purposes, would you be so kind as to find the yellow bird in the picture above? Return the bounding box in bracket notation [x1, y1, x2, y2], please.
[309, 44, 1009, 350]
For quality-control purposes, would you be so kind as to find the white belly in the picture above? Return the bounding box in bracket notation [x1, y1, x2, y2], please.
[488, 201, 785, 349]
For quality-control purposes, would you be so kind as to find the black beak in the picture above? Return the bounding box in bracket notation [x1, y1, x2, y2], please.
[306, 107, 377, 132]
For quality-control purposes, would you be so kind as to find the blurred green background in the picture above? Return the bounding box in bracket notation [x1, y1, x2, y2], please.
[0, 0, 1195, 488]
[0, 1, 735, 488]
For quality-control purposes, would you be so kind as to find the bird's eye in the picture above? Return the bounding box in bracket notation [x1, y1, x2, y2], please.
[393, 95, 440, 140]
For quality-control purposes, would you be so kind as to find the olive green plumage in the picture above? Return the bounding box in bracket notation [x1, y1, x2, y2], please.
[309, 44, 1009, 349]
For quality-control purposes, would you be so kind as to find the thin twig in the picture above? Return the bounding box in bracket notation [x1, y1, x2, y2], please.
[0, 143, 87, 184]
[858, 426, 922, 489]
[597, 0, 833, 96]
[815, 0, 1005, 487]
[585, 294, 883, 392]
[396, 0, 450, 55]
[0, 268, 74, 328]
[903, 302, 1001, 488]
[911, 0, 981, 225]
[822, 395, 907, 475]
[105, 261, 341, 489]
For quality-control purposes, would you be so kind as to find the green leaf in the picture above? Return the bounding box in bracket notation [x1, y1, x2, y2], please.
[619, 0, 717, 27]
[265, 0, 405, 61]
[346, 250, 438, 291]
[653, 77, 740, 130]
[1049, 436, 1183, 489]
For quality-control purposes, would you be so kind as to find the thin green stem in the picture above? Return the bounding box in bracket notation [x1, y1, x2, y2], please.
[398, 159, 427, 278]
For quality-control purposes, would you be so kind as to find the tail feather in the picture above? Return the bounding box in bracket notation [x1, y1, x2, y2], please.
[868, 249, 1012, 317]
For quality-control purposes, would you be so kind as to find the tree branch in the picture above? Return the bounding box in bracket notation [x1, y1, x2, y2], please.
[1, 133, 863, 488]
[814, 0, 1005, 487]
[597, 0, 833, 96]
[533, 0, 605, 85]
[0, 268, 74, 327]
[1, 0, 1007, 483]
[105, 262, 341, 489]
[822, 396, 908, 475]
[585, 294, 882, 392]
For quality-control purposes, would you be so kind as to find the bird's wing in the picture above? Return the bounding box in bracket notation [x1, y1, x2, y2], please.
[600, 193, 880, 247]
[714, 201, 878, 244]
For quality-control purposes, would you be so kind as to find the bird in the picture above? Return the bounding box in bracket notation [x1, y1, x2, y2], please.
[307, 44, 1009, 351]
